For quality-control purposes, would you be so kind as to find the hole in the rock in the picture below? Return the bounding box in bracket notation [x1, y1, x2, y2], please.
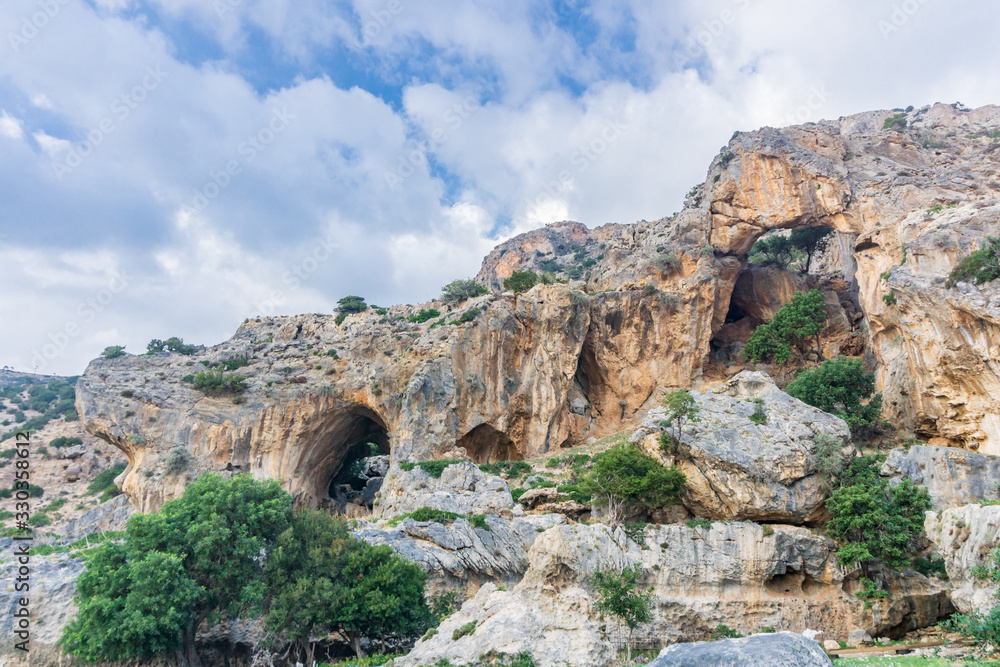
[574, 342, 600, 404]
[458, 423, 521, 464]
[724, 300, 749, 324]
[319, 409, 391, 512]
[764, 571, 804, 596]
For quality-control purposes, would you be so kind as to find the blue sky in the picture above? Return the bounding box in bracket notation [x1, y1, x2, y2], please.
[2, 0, 1000, 374]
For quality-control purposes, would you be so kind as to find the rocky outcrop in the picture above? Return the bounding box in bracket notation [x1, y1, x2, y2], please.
[78, 104, 1000, 512]
[647, 632, 832, 667]
[925, 504, 1000, 614]
[400, 521, 950, 667]
[373, 461, 514, 519]
[57, 494, 133, 544]
[357, 513, 565, 596]
[632, 371, 852, 523]
[883, 446, 1000, 510]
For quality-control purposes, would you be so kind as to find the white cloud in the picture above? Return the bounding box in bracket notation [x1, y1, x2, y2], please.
[1, 0, 1000, 373]
[0, 112, 24, 140]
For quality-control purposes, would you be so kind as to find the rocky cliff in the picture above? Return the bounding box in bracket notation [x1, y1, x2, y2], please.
[76, 103, 1000, 517]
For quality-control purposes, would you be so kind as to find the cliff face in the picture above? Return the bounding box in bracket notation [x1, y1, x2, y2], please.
[78, 103, 1000, 512]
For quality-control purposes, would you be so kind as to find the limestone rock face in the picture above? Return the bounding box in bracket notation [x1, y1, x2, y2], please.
[632, 371, 852, 523]
[372, 461, 514, 519]
[883, 446, 1000, 510]
[400, 521, 950, 667]
[925, 504, 1000, 614]
[78, 104, 1000, 511]
[647, 632, 833, 667]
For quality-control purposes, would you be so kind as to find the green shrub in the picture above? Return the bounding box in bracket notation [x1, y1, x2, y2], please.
[580, 443, 685, 526]
[220, 357, 250, 371]
[556, 484, 592, 505]
[50, 436, 83, 448]
[685, 518, 713, 530]
[478, 460, 531, 478]
[470, 514, 490, 531]
[441, 279, 488, 303]
[389, 507, 463, 526]
[511, 488, 527, 503]
[101, 346, 126, 359]
[787, 357, 884, 441]
[87, 463, 126, 498]
[947, 237, 1000, 287]
[164, 449, 189, 476]
[913, 554, 948, 579]
[744, 289, 828, 364]
[882, 113, 907, 131]
[452, 308, 481, 324]
[401, 459, 464, 478]
[882, 292, 898, 306]
[146, 337, 199, 355]
[192, 370, 247, 396]
[748, 398, 768, 425]
[650, 253, 681, 274]
[28, 512, 51, 526]
[761, 525, 774, 537]
[825, 455, 930, 576]
[661, 389, 700, 455]
[855, 577, 888, 600]
[452, 621, 478, 640]
[503, 270, 539, 293]
[408, 308, 441, 323]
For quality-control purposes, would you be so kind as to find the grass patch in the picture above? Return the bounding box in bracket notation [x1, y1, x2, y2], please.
[399, 459, 465, 478]
[478, 460, 532, 478]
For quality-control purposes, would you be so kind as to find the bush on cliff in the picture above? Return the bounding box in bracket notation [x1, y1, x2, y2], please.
[825, 455, 930, 579]
[441, 278, 488, 303]
[503, 270, 539, 293]
[61, 474, 292, 667]
[947, 236, 1000, 287]
[581, 443, 685, 526]
[265, 509, 429, 663]
[743, 289, 827, 364]
[786, 356, 885, 442]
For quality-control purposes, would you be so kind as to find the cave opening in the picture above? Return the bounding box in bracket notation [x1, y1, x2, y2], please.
[312, 408, 390, 512]
[458, 423, 521, 464]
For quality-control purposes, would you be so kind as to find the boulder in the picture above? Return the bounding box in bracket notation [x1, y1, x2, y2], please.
[646, 632, 832, 666]
[518, 487, 562, 509]
[58, 493, 134, 544]
[846, 629, 873, 648]
[882, 446, 1000, 510]
[822, 639, 840, 651]
[373, 461, 514, 519]
[633, 371, 852, 523]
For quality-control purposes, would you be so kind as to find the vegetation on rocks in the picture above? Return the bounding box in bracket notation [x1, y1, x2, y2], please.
[592, 566, 653, 663]
[101, 345, 126, 359]
[502, 270, 539, 293]
[146, 337, 199, 355]
[825, 455, 930, 578]
[947, 236, 1000, 287]
[944, 546, 1000, 652]
[743, 289, 828, 364]
[441, 279, 488, 303]
[787, 356, 885, 442]
[580, 443, 685, 526]
[336, 295, 368, 324]
[659, 389, 700, 456]
[192, 369, 247, 396]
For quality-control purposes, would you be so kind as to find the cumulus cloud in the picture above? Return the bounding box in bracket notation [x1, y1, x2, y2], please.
[1, 0, 998, 373]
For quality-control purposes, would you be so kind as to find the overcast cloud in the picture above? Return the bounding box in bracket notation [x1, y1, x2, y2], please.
[1, 0, 998, 374]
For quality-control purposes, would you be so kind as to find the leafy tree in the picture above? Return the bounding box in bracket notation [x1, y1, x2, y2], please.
[147, 337, 199, 355]
[824, 455, 930, 579]
[441, 279, 488, 303]
[743, 289, 828, 364]
[789, 227, 834, 274]
[592, 566, 654, 663]
[503, 270, 539, 293]
[786, 357, 884, 441]
[580, 443, 685, 526]
[265, 509, 430, 662]
[749, 234, 800, 269]
[61, 474, 292, 667]
[947, 236, 1000, 287]
[336, 295, 368, 324]
[101, 345, 126, 359]
[660, 390, 700, 456]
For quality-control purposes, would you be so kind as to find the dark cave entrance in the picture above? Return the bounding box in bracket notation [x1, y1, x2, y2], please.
[319, 408, 391, 512]
[458, 423, 521, 464]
